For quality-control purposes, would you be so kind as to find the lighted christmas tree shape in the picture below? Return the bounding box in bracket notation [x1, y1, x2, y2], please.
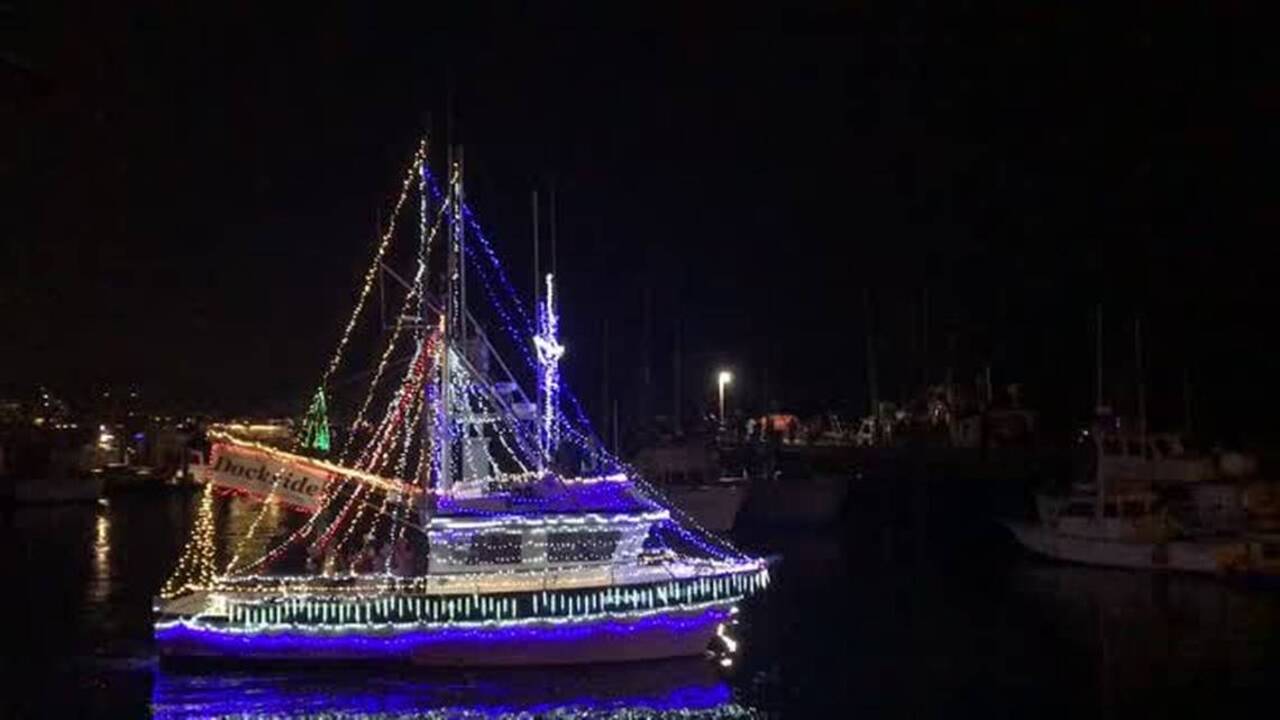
[302, 388, 331, 453]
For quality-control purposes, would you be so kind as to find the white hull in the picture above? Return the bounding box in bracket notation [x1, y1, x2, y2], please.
[1005, 522, 1231, 574]
[742, 475, 848, 526]
[659, 484, 748, 532]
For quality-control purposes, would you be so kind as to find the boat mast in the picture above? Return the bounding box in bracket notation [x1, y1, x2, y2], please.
[439, 144, 465, 492]
[1095, 303, 1104, 415]
[864, 288, 879, 432]
[418, 141, 432, 491]
[1135, 314, 1148, 484]
[532, 190, 541, 466]
[1094, 304, 1106, 520]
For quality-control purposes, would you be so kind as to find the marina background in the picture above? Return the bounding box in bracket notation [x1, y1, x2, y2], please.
[6, 482, 1279, 716]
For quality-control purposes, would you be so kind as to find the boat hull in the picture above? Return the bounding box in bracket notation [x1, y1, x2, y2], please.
[741, 475, 848, 527]
[1005, 521, 1230, 574]
[156, 605, 731, 666]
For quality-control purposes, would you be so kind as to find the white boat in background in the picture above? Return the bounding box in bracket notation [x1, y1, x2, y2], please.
[1006, 425, 1280, 579]
[633, 441, 748, 533]
[1007, 487, 1230, 574]
[6, 441, 104, 504]
[659, 481, 749, 533]
[740, 472, 848, 528]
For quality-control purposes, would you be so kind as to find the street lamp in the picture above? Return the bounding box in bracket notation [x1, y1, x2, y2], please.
[717, 370, 733, 427]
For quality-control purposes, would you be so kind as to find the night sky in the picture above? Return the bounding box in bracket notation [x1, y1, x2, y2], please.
[5, 3, 1275, 441]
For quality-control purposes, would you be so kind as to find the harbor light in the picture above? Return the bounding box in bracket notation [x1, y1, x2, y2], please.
[717, 370, 733, 427]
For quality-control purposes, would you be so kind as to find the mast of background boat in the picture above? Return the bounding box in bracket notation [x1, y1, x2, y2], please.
[1095, 304, 1104, 415]
[1135, 314, 1148, 484]
[1095, 304, 1106, 521]
[602, 318, 610, 451]
[863, 288, 880, 439]
[1183, 367, 1193, 436]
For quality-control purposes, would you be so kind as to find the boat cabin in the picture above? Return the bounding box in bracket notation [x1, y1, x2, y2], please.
[1095, 431, 1216, 485]
[1051, 489, 1171, 543]
[423, 475, 666, 574]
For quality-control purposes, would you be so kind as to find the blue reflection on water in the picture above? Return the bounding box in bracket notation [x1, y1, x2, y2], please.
[151, 658, 756, 718]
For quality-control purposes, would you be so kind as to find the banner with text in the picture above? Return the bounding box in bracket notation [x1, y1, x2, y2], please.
[196, 443, 330, 512]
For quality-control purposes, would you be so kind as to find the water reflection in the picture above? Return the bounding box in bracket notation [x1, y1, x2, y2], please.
[88, 506, 112, 605]
[151, 658, 758, 718]
[1008, 560, 1280, 714]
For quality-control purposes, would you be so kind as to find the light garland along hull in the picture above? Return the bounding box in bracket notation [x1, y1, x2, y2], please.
[155, 564, 768, 665]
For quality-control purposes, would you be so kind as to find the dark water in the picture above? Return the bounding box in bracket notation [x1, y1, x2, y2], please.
[4, 489, 1279, 718]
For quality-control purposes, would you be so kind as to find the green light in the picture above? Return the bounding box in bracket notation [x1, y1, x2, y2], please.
[302, 388, 331, 453]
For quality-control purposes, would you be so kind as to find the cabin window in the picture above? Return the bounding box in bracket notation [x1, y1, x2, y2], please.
[547, 530, 621, 562]
[466, 533, 523, 565]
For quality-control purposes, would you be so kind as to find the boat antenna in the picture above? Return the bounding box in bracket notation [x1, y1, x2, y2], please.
[550, 180, 558, 277]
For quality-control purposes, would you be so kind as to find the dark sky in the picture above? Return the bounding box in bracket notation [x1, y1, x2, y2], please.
[4, 3, 1276, 440]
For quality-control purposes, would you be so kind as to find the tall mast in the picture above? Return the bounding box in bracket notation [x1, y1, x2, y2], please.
[439, 144, 465, 491]
[532, 190, 540, 321]
[550, 182, 558, 277]
[1135, 313, 1147, 459]
[1183, 367, 1193, 435]
[457, 146, 466, 346]
[864, 288, 879, 425]
[1095, 303, 1104, 415]
[417, 138, 432, 489]
[672, 318, 683, 436]
[601, 318, 610, 447]
[532, 189, 541, 462]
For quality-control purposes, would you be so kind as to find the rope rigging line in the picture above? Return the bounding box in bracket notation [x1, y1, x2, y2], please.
[319, 137, 428, 390]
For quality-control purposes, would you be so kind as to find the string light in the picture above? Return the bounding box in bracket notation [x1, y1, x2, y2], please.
[224, 465, 288, 574]
[160, 482, 217, 598]
[340, 195, 450, 463]
[161, 567, 765, 630]
[157, 145, 771, 665]
[320, 138, 427, 389]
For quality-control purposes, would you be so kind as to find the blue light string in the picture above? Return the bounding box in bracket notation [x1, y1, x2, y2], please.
[423, 167, 611, 460]
[420, 166, 746, 561]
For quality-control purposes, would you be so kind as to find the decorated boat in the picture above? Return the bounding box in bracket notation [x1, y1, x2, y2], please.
[154, 138, 769, 665]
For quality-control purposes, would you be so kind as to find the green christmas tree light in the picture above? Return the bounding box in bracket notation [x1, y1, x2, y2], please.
[302, 388, 331, 453]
